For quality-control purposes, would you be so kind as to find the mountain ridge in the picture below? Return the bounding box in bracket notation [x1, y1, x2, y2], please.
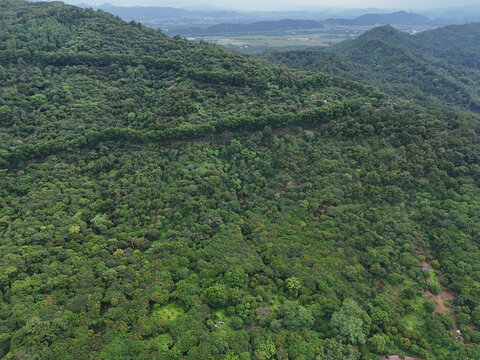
[0, 0, 381, 168]
[262, 24, 480, 111]
[324, 11, 431, 26]
[177, 11, 432, 36]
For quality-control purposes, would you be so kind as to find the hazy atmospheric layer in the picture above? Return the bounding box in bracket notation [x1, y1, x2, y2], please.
[62, 0, 477, 11]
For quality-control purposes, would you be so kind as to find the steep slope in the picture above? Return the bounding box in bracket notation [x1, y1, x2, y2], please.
[262, 25, 480, 111]
[0, 0, 380, 167]
[333, 26, 480, 108]
[415, 22, 480, 70]
[261, 49, 376, 83]
[1, 2, 480, 360]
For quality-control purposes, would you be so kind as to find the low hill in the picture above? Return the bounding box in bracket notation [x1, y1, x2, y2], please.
[325, 11, 431, 26]
[178, 19, 324, 36]
[262, 24, 480, 111]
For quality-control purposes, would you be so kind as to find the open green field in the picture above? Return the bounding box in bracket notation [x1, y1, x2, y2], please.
[198, 32, 347, 53]
[152, 303, 185, 324]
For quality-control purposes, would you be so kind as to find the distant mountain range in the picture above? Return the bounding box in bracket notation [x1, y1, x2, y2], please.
[40, 2, 480, 34]
[73, 3, 245, 29]
[178, 19, 324, 36]
[77, 2, 239, 19]
[324, 11, 430, 26]
[423, 4, 480, 24]
[177, 11, 432, 36]
[72, 2, 331, 30]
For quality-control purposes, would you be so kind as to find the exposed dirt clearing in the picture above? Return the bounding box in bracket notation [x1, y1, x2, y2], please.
[425, 289, 454, 315]
[257, 305, 270, 314]
[421, 261, 432, 271]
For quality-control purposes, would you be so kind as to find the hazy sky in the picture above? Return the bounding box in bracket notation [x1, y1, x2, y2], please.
[69, 0, 477, 11]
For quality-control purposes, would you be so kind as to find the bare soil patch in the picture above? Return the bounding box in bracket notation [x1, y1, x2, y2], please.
[425, 289, 454, 315]
[421, 261, 432, 271]
[257, 305, 270, 314]
[314, 202, 337, 216]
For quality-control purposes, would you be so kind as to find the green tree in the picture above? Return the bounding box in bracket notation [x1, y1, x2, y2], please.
[331, 299, 371, 345]
[280, 300, 314, 330]
[254, 340, 275, 360]
[368, 334, 386, 353]
[472, 306, 480, 327]
[370, 307, 389, 327]
[29, 93, 47, 108]
[204, 285, 228, 307]
[0, 105, 12, 123]
[398, 337, 411, 350]
[100, 334, 137, 360]
[285, 277, 301, 296]
[225, 267, 248, 288]
[321, 339, 360, 360]
[91, 214, 109, 233]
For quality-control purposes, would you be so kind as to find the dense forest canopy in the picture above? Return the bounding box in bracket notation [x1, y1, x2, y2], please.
[1, 1, 480, 359]
[261, 24, 480, 112]
[0, 0, 383, 167]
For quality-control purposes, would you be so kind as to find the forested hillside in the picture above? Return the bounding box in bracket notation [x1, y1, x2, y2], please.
[261, 24, 480, 112]
[415, 23, 480, 70]
[1, 1, 480, 360]
[0, 0, 381, 167]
